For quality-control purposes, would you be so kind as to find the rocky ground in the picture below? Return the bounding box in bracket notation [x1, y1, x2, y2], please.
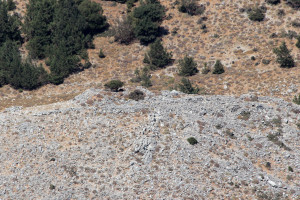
[0, 88, 299, 199]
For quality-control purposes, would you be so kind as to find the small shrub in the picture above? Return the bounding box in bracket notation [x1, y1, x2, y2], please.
[178, 55, 198, 76]
[296, 37, 300, 49]
[296, 122, 300, 129]
[49, 184, 55, 190]
[288, 166, 294, 172]
[99, 49, 105, 58]
[293, 94, 300, 105]
[114, 18, 135, 45]
[216, 124, 223, 129]
[201, 62, 210, 74]
[272, 116, 282, 127]
[239, 111, 251, 120]
[178, 78, 199, 94]
[178, 0, 205, 16]
[225, 129, 236, 139]
[262, 59, 271, 65]
[273, 42, 295, 68]
[265, 162, 271, 169]
[212, 60, 225, 74]
[267, 134, 291, 151]
[248, 8, 265, 22]
[266, 0, 280, 5]
[129, 89, 145, 101]
[187, 137, 198, 145]
[247, 135, 254, 141]
[104, 80, 124, 92]
[277, 9, 285, 16]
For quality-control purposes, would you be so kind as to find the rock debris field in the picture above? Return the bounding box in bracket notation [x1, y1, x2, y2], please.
[0, 88, 299, 199]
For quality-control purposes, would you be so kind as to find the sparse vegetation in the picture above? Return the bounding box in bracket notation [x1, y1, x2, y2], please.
[131, 67, 152, 87]
[296, 36, 300, 49]
[267, 134, 291, 151]
[286, 0, 300, 9]
[293, 94, 300, 105]
[104, 80, 124, 92]
[187, 137, 198, 145]
[265, 162, 271, 169]
[288, 166, 294, 172]
[178, 55, 198, 76]
[273, 42, 295, 68]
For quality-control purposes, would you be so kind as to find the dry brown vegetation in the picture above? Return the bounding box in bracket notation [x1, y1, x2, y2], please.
[0, 0, 299, 110]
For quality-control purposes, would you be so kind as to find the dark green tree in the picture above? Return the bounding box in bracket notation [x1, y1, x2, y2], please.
[178, 78, 199, 94]
[132, 0, 165, 44]
[78, 0, 108, 35]
[273, 42, 295, 68]
[143, 39, 172, 70]
[178, 55, 198, 76]
[23, 0, 55, 58]
[0, 40, 48, 89]
[212, 60, 225, 74]
[6, 0, 16, 10]
[0, 1, 21, 45]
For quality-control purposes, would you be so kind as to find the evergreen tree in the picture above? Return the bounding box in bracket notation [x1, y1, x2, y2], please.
[132, 0, 165, 44]
[178, 78, 199, 94]
[143, 39, 172, 70]
[0, 1, 21, 45]
[0, 40, 48, 89]
[49, 40, 80, 84]
[178, 55, 198, 76]
[23, 0, 55, 58]
[212, 60, 225, 74]
[273, 42, 295, 68]
[6, 0, 16, 11]
[78, 0, 108, 35]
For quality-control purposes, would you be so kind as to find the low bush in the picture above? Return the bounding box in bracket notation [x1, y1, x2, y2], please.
[114, 18, 135, 45]
[187, 137, 198, 145]
[129, 89, 145, 101]
[287, 0, 300, 9]
[104, 80, 124, 92]
[248, 8, 265, 21]
[178, 0, 205, 16]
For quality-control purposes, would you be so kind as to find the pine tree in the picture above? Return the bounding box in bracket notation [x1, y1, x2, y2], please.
[178, 78, 199, 94]
[143, 39, 172, 70]
[133, 0, 165, 44]
[78, 0, 108, 35]
[178, 55, 198, 76]
[0, 1, 21, 45]
[273, 42, 295, 68]
[212, 60, 225, 74]
[24, 0, 55, 58]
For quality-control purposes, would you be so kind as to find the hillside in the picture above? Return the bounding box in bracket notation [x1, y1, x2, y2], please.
[0, 88, 299, 199]
[0, 0, 299, 110]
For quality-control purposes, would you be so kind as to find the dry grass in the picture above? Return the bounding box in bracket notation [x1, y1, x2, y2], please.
[0, 0, 299, 110]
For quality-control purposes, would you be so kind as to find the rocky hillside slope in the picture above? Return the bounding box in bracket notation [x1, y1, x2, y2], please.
[1, 0, 299, 111]
[0, 88, 299, 199]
